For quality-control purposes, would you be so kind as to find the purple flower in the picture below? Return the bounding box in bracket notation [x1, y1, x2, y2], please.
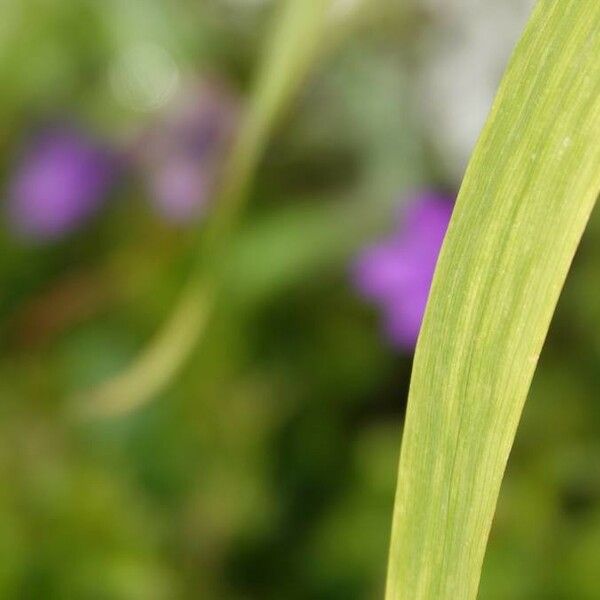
[7, 124, 117, 242]
[352, 192, 454, 351]
[135, 79, 239, 224]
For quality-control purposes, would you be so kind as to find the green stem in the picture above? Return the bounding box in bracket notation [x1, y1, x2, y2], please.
[78, 0, 334, 417]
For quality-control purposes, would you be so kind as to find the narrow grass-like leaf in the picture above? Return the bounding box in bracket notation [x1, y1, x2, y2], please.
[78, 0, 333, 417]
[386, 2, 600, 599]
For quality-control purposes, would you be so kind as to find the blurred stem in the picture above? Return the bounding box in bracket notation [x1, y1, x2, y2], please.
[77, 0, 334, 418]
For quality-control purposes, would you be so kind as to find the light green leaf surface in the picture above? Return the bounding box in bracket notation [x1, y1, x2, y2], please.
[386, 2, 600, 599]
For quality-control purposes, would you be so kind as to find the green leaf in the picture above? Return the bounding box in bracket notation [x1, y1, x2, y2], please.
[386, 0, 600, 600]
[76, 0, 334, 418]
[386, 2, 600, 599]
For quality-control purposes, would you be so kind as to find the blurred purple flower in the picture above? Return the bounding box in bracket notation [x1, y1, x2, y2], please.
[7, 124, 117, 242]
[135, 79, 239, 224]
[352, 192, 454, 351]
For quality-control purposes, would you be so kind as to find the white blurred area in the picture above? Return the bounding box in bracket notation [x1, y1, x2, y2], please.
[418, 0, 537, 182]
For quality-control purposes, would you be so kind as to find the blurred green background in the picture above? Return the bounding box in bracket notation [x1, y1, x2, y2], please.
[0, 0, 598, 598]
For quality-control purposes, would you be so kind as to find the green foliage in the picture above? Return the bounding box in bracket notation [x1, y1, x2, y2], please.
[386, 2, 600, 598]
[80, 0, 335, 417]
[1, 1, 599, 598]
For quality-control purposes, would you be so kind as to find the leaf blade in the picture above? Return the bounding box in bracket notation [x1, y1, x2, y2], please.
[386, 2, 600, 598]
[77, 0, 334, 417]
